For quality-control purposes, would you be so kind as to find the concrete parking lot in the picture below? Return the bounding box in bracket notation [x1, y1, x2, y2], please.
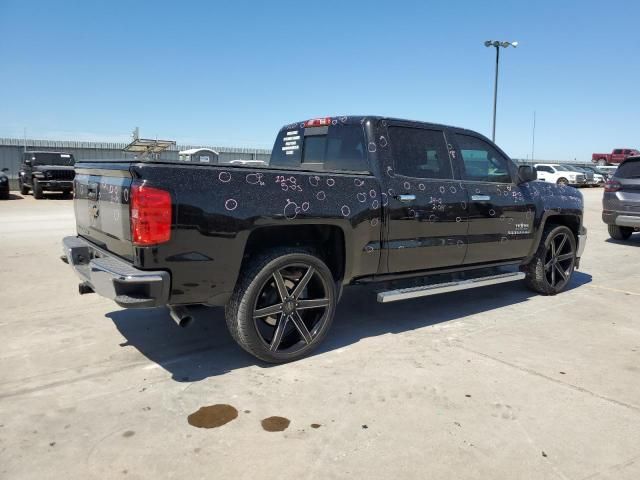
[1, 188, 639, 480]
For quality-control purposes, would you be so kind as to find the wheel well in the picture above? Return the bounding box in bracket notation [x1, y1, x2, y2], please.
[546, 214, 580, 240]
[242, 225, 346, 282]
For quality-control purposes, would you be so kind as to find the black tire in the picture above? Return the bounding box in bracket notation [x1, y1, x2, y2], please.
[556, 177, 568, 186]
[608, 224, 633, 241]
[524, 224, 577, 295]
[33, 180, 44, 199]
[225, 248, 337, 363]
[20, 182, 29, 195]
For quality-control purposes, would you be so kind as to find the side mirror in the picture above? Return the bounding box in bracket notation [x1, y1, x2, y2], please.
[1, 168, 8, 173]
[517, 165, 537, 184]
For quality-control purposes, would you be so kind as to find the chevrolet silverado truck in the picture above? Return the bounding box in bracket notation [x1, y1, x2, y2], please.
[592, 149, 640, 166]
[61, 116, 586, 363]
[19, 151, 76, 199]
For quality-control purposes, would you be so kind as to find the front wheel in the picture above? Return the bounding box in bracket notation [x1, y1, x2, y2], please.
[33, 180, 44, 199]
[225, 248, 337, 363]
[524, 225, 576, 295]
[556, 177, 568, 186]
[608, 224, 633, 241]
[20, 181, 29, 195]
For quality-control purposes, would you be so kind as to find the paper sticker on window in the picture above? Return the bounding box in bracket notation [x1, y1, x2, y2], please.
[282, 145, 299, 151]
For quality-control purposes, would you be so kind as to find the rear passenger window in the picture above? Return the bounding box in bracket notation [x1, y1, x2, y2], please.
[615, 160, 640, 179]
[455, 134, 512, 183]
[388, 127, 453, 179]
[270, 125, 368, 172]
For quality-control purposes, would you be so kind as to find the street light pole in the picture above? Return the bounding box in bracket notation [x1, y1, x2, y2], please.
[484, 40, 518, 142]
[491, 46, 500, 142]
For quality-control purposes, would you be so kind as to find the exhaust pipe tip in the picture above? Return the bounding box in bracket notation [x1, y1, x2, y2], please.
[169, 306, 193, 328]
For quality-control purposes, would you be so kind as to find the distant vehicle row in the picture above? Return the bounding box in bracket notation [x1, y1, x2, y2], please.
[534, 164, 607, 187]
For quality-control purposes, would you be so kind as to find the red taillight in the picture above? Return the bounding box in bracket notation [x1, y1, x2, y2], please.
[604, 180, 622, 192]
[304, 117, 332, 127]
[130, 183, 172, 246]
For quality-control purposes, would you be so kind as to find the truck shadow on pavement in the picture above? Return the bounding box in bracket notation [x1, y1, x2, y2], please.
[106, 271, 592, 382]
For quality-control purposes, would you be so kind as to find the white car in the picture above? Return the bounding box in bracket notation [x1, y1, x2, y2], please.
[534, 164, 586, 186]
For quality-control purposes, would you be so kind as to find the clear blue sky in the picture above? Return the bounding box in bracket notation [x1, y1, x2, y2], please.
[1, 0, 638, 160]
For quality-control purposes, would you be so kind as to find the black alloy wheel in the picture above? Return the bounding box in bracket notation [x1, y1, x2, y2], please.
[226, 249, 337, 363]
[543, 230, 575, 290]
[524, 224, 577, 295]
[253, 263, 331, 354]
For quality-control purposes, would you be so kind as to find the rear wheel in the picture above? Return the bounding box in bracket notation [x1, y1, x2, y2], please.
[597, 158, 607, 166]
[225, 248, 337, 363]
[608, 224, 633, 241]
[33, 180, 44, 199]
[524, 225, 576, 295]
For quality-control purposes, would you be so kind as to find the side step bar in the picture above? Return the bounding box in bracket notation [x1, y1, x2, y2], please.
[377, 272, 526, 303]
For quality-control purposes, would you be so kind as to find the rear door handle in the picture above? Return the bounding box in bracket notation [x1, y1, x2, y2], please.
[396, 194, 416, 202]
[471, 195, 491, 201]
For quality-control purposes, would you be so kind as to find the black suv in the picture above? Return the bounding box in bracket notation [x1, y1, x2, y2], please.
[603, 156, 640, 240]
[19, 151, 76, 199]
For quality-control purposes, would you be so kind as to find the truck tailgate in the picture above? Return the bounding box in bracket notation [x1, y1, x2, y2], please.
[73, 163, 134, 261]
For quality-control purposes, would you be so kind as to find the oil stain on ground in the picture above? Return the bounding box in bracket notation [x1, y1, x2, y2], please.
[261, 416, 290, 432]
[188, 404, 238, 429]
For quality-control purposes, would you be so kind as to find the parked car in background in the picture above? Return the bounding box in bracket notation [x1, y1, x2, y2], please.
[571, 166, 601, 187]
[580, 166, 606, 184]
[603, 156, 640, 240]
[0, 168, 9, 199]
[592, 149, 640, 166]
[597, 165, 619, 179]
[19, 151, 76, 199]
[534, 164, 586, 186]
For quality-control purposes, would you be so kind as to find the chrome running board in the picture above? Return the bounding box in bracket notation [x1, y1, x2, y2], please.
[376, 271, 526, 303]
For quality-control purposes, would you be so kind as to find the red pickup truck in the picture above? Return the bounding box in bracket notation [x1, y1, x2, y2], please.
[592, 149, 640, 166]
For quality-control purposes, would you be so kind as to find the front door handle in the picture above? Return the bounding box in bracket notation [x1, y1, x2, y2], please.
[396, 194, 416, 202]
[471, 195, 491, 201]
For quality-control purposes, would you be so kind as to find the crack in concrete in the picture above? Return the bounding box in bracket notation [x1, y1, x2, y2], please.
[459, 346, 640, 414]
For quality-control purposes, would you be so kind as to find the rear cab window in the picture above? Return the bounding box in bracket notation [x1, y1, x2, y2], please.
[270, 122, 369, 173]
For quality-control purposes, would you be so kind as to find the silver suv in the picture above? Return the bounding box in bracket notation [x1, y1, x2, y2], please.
[603, 156, 640, 240]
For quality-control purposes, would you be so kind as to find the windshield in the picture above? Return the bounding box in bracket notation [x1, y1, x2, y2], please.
[29, 153, 75, 166]
[554, 165, 573, 171]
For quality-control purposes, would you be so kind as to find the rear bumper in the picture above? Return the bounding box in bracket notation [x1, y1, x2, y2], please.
[602, 210, 640, 228]
[61, 236, 170, 308]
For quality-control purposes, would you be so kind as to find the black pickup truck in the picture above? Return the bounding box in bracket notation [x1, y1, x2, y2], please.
[19, 151, 76, 198]
[62, 116, 586, 362]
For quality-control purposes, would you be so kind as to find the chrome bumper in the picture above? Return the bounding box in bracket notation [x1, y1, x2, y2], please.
[62, 236, 170, 308]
